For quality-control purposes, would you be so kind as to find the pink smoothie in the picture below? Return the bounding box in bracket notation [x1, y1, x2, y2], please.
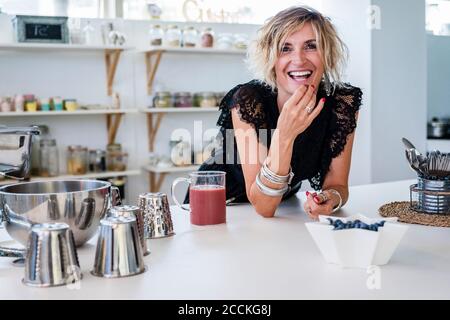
[189, 185, 226, 225]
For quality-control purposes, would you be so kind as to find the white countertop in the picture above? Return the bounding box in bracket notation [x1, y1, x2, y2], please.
[1, 179, 449, 300]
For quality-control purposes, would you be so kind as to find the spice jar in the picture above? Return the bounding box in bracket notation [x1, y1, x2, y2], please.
[233, 33, 249, 50]
[215, 92, 226, 105]
[89, 149, 106, 172]
[165, 25, 181, 47]
[106, 143, 128, 171]
[182, 26, 198, 47]
[153, 91, 172, 108]
[174, 92, 192, 108]
[201, 28, 214, 48]
[149, 24, 164, 46]
[216, 33, 233, 50]
[39, 139, 59, 177]
[67, 145, 88, 175]
[198, 92, 217, 108]
[193, 93, 201, 107]
[25, 100, 38, 112]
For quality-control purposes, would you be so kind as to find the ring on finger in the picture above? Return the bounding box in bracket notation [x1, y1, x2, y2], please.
[306, 106, 313, 114]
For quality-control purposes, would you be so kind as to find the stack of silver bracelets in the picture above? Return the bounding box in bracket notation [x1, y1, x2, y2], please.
[255, 159, 295, 197]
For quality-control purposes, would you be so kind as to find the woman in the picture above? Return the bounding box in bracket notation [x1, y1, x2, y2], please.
[192, 6, 362, 219]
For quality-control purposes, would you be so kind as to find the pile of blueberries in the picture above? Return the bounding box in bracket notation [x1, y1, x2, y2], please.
[327, 218, 386, 232]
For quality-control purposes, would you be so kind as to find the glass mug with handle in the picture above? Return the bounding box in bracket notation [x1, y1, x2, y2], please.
[171, 171, 226, 225]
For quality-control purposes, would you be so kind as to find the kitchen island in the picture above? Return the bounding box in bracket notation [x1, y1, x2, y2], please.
[0, 179, 449, 299]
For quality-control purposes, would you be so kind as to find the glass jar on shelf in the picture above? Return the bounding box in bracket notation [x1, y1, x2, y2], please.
[201, 27, 214, 48]
[153, 91, 172, 108]
[39, 139, 59, 177]
[89, 149, 106, 172]
[165, 25, 181, 47]
[106, 143, 128, 171]
[31, 124, 49, 176]
[67, 145, 88, 175]
[198, 92, 217, 108]
[233, 33, 249, 50]
[174, 92, 192, 108]
[182, 26, 198, 47]
[216, 33, 234, 50]
[215, 92, 226, 105]
[149, 24, 164, 46]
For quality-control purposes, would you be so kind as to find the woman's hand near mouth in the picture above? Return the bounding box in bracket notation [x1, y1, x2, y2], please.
[276, 84, 325, 144]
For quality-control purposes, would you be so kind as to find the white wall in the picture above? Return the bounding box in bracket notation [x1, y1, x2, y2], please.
[370, 0, 427, 183]
[322, 0, 372, 186]
[427, 34, 450, 120]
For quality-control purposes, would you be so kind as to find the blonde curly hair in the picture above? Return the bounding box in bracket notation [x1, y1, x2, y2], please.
[246, 6, 348, 90]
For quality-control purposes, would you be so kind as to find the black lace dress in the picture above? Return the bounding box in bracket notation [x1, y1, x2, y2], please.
[185, 79, 362, 204]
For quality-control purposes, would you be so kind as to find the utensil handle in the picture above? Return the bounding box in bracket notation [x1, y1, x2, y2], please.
[171, 177, 190, 211]
[111, 186, 122, 206]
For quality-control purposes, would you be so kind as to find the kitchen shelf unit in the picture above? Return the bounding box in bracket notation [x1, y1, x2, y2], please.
[140, 46, 246, 94]
[0, 169, 141, 186]
[138, 46, 245, 192]
[143, 164, 200, 192]
[0, 43, 133, 96]
[141, 108, 218, 191]
[0, 109, 139, 145]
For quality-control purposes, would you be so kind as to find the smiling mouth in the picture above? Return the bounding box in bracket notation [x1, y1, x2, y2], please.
[287, 70, 313, 81]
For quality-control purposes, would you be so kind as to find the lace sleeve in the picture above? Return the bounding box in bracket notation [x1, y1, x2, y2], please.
[216, 81, 268, 130]
[329, 84, 362, 158]
[308, 84, 363, 190]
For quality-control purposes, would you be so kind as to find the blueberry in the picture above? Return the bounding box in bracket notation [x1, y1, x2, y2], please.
[378, 221, 385, 227]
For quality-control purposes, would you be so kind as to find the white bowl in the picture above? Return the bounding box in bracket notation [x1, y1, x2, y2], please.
[305, 214, 409, 268]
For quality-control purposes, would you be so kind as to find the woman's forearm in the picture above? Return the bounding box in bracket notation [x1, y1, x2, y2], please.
[248, 129, 294, 217]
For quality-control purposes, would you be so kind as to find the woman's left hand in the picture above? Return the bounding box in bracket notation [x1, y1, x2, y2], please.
[303, 191, 335, 220]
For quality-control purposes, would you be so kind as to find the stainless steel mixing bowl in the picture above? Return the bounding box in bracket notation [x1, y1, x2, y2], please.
[0, 179, 120, 258]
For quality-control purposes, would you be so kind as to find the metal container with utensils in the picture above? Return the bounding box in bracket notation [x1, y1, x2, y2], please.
[23, 222, 82, 288]
[138, 192, 175, 239]
[108, 205, 150, 256]
[0, 180, 121, 258]
[410, 178, 450, 214]
[91, 215, 146, 278]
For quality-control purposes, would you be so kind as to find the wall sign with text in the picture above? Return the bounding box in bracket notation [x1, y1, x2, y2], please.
[13, 15, 69, 44]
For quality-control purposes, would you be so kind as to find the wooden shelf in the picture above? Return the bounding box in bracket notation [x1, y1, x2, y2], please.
[0, 43, 132, 96]
[0, 109, 138, 144]
[143, 165, 200, 192]
[144, 164, 200, 173]
[0, 109, 138, 117]
[0, 43, 133, 52]
[0, 169, 141, 186]
[142, 107, 219, 113]
[140, 46, 246, 55]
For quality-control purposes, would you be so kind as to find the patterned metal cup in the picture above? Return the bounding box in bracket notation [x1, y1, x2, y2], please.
[91, 215, 146, 278]
[108, 205, 150, 256]
[138, 192, 175, 239]
[23, 222, 82, 288]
